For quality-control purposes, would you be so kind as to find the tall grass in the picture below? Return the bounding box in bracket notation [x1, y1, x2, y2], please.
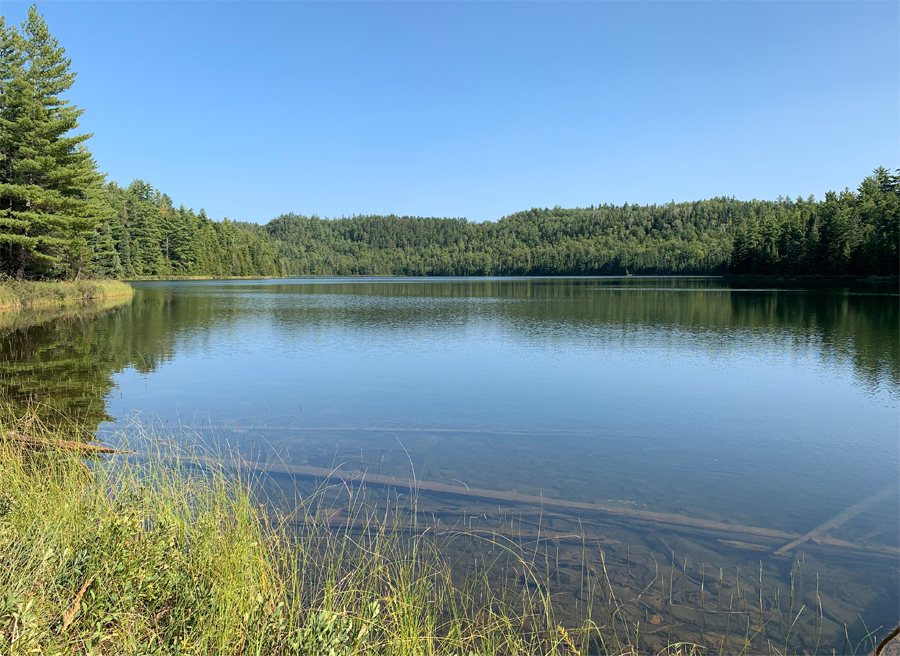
[0, 280, 133, 311]
[0, 414, 576, 655]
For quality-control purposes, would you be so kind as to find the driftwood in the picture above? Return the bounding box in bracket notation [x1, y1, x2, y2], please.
[774, 485, 897, 556]
[290, 512, 623, 550]
[876, 623, 900, 656]
[717, 539, 769, 552]
[224, 425, 588, 436]
[0, 431, 127, 455]
[179, 457, 897, 558]
[231, 460, 900, 558]
[233, 459, 802, 540]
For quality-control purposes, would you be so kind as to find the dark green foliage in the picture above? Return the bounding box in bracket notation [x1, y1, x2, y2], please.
[104, 180, 280, 278]
[248, 169, 897, 278]
[88, 220, 122, 278]
[0, 9, 280, 281]
[728, 168, 899, 276]
[0, 7, 110, 281]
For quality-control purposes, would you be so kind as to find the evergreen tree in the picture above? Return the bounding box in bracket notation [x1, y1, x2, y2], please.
[0, 6, 109, 280]
[88, 219, 122, 278]
[858, 167, 900, 275]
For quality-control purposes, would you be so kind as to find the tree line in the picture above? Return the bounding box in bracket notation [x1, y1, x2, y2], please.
[1, 7, 897, 281]
[99, 180, 279, 278]
[242, 171, 898, 277]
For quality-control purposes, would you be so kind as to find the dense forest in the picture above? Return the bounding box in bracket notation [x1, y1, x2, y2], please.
[107, 167, 897, 278]
[246, 170, 898, 277]
[1, 8, 897, 281]
[99, 181, 279, 278]
[13, 170, 899, 280]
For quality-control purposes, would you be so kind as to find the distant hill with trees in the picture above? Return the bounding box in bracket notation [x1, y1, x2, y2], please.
[244, 170, 898, 277]
[2, 7, 897, 281]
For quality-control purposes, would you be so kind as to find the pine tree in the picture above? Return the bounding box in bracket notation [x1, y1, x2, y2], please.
[0, 6, 109, 280]
[820, 190, 859, 273]
[88, 220, 122, 278]
[0, 15, 24, 274]
[858, 167, 900, 275]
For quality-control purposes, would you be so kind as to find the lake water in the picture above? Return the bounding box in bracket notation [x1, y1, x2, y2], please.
[2, 276, 898, 653]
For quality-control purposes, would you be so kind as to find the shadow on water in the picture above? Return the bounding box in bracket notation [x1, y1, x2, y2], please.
[6, 277, 896, 432]
[0, 296, 134, 431]
[122, 276, 899, 396]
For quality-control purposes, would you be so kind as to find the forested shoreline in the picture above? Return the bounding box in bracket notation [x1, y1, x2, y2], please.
[1, 8, 898, 282]
[87, 168, 898, 279]
[250, 169, 899, 277]
[22, 168, 895, 281]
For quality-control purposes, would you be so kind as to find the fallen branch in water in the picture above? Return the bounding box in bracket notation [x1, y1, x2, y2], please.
[229, 459, 797, 539]
[876, 624, 900, 656]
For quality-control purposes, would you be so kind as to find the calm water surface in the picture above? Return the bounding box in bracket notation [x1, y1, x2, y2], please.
[3, 277, 898, 652]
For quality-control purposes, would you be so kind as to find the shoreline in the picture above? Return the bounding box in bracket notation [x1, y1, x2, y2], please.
[0, 280, 134, 312]
[723, 273, 898, 283]
[126, 273, 899, 282]
[0, 293, 134, 332]
[1, 418, 877, 654]
[123, 275, 284, 281]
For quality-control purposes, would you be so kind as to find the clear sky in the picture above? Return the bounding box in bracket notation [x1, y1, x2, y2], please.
[4, 1, 898, 224]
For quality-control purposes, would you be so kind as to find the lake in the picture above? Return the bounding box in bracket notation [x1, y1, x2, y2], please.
[2, 276, 898, 653]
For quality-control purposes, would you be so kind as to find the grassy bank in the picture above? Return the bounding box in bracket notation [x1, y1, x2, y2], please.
[0, 294, 133, 333]
[0, 280, 133, 312]
[123, 275, 283, 281]
[0, 413, 580, 655]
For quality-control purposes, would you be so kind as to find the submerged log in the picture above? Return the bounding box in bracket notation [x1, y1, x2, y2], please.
[232, 459, 800, 540]
[774, 485, 897, 556]
[717, 539, 769, 552]
[219, 458, 900, 558]
[0, 431, 127, 455]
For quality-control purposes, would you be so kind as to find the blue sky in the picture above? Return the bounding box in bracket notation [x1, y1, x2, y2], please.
[4, 2, 898, 224]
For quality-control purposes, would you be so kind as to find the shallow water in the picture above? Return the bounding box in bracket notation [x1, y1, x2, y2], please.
[2, 276, 898, 651]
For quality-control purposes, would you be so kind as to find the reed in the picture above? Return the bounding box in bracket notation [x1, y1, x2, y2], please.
[0, 279, 133, 311]
[0, 411, 572, 654]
